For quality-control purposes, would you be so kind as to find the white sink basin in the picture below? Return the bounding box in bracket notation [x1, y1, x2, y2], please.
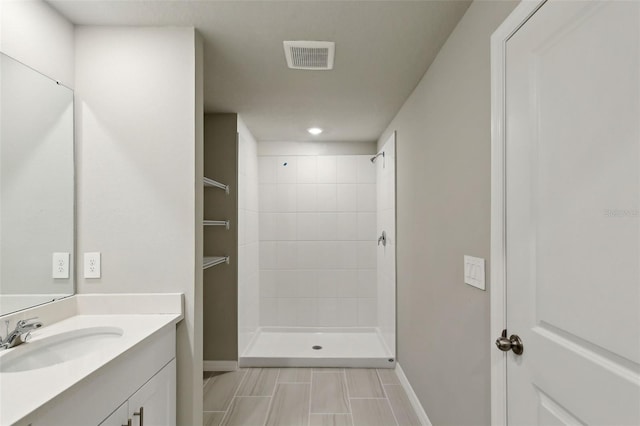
[0, 326, 123, 373]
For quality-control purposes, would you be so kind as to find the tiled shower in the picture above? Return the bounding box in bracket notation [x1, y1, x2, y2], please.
[238, 137, 396, 368]
[258, 154, 378, 327]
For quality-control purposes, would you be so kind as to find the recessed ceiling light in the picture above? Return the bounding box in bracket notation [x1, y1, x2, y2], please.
[307, 127, 323, 135]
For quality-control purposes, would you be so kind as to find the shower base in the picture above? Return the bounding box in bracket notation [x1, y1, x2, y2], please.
[239, 327, 395, 369]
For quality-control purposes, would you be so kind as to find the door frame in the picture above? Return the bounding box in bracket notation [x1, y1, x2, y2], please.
[489, 1, 546, 424]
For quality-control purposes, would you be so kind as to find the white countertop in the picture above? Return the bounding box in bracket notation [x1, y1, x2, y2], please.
[0, 294, 183, 425]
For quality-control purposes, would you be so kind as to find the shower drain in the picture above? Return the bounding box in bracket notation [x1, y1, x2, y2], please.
[312, 345, 322, 350]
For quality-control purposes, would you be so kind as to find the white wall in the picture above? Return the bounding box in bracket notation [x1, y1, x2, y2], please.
[376, 1, 518, 424]
[74, 26, 202, 426]
[0, 0, 74, 87]
[258, 153, 378, 327]
[376, 133, 395, 355]
[237, 115, 260, 355]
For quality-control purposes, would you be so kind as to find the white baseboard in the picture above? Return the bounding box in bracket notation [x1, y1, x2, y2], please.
[395, 363, 432, 426]
[204, 360, 238, 371]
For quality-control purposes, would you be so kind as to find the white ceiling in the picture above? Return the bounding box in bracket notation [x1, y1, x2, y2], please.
[48, 1, 471, 142]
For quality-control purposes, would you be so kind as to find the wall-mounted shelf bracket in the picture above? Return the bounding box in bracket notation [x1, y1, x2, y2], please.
[204, 177, 230, 194]
[204, 220, 230, 230]
[203, 256, 230, 270]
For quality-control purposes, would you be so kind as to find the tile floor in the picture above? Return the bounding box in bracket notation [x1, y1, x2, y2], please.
[203, 368, 421, 426]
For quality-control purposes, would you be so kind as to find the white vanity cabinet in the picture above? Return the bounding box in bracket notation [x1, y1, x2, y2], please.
[16, 322, 178, 426]
[100, 403, 129, 426]
[100, 359, 176, 426]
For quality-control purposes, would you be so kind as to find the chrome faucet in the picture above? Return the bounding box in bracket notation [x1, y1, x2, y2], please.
[0, 318, 43, 350]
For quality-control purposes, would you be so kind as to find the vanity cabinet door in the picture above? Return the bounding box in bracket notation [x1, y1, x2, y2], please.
[128, 359, 176, 426]
[99, 402, 129, 426]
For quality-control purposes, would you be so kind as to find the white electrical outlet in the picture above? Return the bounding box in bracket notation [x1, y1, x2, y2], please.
[52, 252, 70, 279]
[84, 252, 101, 278]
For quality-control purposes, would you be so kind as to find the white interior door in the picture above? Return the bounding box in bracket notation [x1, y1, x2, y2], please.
[504, 1, 640, 424]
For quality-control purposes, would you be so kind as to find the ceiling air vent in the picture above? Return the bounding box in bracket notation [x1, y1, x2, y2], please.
[283, 41, 335, 70]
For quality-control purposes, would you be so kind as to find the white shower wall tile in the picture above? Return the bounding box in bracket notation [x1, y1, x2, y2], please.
[336, 184, 357, 212]
[275, 184, 297, 212]
[336, 156, 358, 183]
[238, 209, 246, 246]
[275, 213, 297, 241]
[358, 298, 377, 326]
[238, 125, 260, 356]
[259, 184, 277, 212]
[297, 241, 319, 269]
[276, 242, 297, 269]
[357, 241, 377, 269]
[318, 298, 340, 326]
[357, 212, 376, 241]
[297, 270, 318, 298]
[356, 184, 377, 212]
[296, 213, 318, 240]
[261, 298, 278, 326]
[276, 270, 298, 298]
[260, 242, 276, 269]
[260, 213, 277, 241]
[357, 156, 376, 183]
[258, 153, 377, 328]
[260, 270, 277, 298]
[336, 241, 358, 269]
[317, 213, 338, 241]
[358, 269, 377, 298]
[259, 157, 276, 184]
[297, 156, 317, 183]
[316, 184, 337, 212]
[316, 156, 337, 183]
[297, 184, 317, 212]
[277, 298, 298, 325]
[297, 298, 319, 326]
[247, 211, 260, 245]
[276, 157, 297, 183]
[338, 298, 358, 326]
[336, 213, 358, 240]
[336, 270, 359, 297]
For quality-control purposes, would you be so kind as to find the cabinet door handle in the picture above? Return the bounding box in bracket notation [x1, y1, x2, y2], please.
[122, 420, 132, 426]
[133, 407, 144, 426]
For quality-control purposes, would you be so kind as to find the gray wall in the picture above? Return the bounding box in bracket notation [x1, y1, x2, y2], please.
[377, 1, 518, 425]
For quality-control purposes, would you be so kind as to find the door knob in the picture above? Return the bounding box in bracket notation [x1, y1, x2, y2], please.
[495, 329, 524, 355]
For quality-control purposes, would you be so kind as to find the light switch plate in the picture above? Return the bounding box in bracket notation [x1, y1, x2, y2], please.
[464, 255, 485, 290]
[52, 252, 70, 279]
[84, 252, 101, 278]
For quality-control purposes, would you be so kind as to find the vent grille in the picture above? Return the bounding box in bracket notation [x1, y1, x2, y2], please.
[283, 41, 335, 70]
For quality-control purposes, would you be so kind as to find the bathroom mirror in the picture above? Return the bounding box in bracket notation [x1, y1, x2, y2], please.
[0, 53, 75, 316]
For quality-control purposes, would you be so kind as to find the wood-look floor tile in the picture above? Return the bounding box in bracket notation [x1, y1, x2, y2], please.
[346, 369, 385, 398]
[236, 368, 279, 396]
[277, 368, 312, 383]
[220, 397, 271, 426]
[203, 411, 226, 426]
[350, 399, 398, 426]
[384, 385, 421, 426]
[313, 368, 344, 372]
[311, 372, 350, 413]
[265, 383, 310, 426]
[310, 414, 354, 426]
[376, 369, 401, 385]
[204, 370, 247, 411]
